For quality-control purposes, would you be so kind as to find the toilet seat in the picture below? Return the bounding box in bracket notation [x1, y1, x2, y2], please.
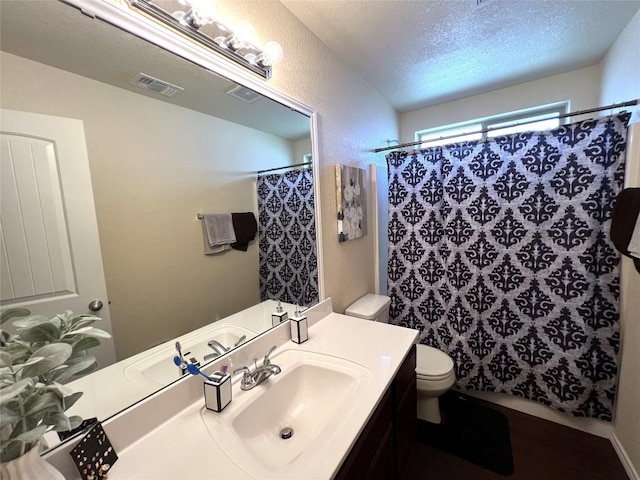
[416, 345, 454, 379]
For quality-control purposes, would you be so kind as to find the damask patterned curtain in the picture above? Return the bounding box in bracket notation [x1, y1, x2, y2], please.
[387, 112, 631, 420]
[256, 168, 318, 306]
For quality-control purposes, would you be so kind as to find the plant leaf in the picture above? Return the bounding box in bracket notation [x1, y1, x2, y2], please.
[67, 415, 83, 431]
[24, 391, 61, 416]
[62, 326, 111, 339]
[11, 314, 50, 329]
[63, 391, 83, 411]
[0, 404, 21, 427]
[0, 351, 12, 368]
[21, 356, 45, 367]
[71, 337, 101, 354]
[0, 308, 31, 326]
[43, 412, 71, 431]
[14, 424, 48, 443]
[20, 343, 72, 378]
[68, 315, 101, 331]
[0, 439, 27, 462]
[60, 326, 93, 336]
[50, 357, 97, 383]
[0, 378, 34, 405]
[80, 327, 111, 339]
[18, 322, 60, 343]
[3, 343, 32, 364]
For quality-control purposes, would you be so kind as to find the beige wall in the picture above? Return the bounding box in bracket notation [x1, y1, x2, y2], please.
[1, 51, 297, 359]
[400, 64, 602, 143]
[601, 9, 640, 477]
[213, 1, 398, 314]
[292, 137, 313, 164]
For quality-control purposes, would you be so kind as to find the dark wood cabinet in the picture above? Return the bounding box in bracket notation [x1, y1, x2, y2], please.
[335, 345, 417, 480]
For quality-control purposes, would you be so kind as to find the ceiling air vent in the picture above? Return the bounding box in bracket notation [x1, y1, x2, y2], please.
[474, 0, 494, 8]
[130, 73, 184, 97]
[227, 85, 262, 104]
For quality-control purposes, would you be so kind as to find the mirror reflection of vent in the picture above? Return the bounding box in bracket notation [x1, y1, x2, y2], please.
[227, 85, 262, 104]
[130, 73, 184, 97]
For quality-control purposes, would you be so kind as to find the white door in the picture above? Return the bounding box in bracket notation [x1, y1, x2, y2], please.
[0, 109, 116, 369]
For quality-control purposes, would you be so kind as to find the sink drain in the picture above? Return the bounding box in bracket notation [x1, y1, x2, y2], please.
[279, 427, 294, 440]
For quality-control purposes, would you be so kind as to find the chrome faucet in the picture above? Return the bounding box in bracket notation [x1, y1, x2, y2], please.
[203, 339, 229, 362]
[233, 345, 281, 391]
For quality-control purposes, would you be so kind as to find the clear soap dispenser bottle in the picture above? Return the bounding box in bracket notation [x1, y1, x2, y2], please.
[271, 300, 288, 326]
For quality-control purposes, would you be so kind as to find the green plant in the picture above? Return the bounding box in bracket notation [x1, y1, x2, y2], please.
[0, 308, 111, 462]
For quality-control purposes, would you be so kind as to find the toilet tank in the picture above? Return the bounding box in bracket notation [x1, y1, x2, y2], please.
[344, 294, 391, 323]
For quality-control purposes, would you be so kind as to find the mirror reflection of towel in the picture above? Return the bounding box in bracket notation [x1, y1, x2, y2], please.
[202, 213, 235, 255]
[231, 212, 258, 251]
[611, 188, 640, 273]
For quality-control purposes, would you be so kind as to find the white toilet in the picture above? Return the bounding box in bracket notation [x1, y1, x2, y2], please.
[345, 294, 456, 424]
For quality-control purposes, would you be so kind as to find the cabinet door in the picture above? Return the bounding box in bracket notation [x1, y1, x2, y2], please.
[335, 390, 392, 479]
[394, 345, 417, 480]
[395, 375, 417, 480]
[367, 423, 394, 480]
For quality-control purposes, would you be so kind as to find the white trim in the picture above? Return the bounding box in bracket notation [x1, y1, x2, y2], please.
[611, 432, 640, 480]
[309, 112, 326, 301]
[370, 163, 389, 295]
[370, 164, 380, 294]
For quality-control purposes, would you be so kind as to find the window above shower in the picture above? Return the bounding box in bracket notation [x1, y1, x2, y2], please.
[415, 102, 569, 147]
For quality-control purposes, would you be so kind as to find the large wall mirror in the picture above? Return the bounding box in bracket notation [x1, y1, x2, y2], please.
[0, 0, 322, 450]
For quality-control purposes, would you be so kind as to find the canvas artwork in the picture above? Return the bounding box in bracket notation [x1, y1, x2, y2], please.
[336, 164, 367, 242]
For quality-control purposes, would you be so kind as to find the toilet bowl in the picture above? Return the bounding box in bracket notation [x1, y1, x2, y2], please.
[416, 345, 456, 424]
[345, 294, 456, 424]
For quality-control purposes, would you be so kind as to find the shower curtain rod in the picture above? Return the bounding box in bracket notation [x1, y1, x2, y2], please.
[256, 161, 312, 175]
[372, 98, 639, 153]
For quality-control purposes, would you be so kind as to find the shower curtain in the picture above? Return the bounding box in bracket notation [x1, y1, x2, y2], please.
[256, 168, 318, 306]
[387, 112, 631, 420]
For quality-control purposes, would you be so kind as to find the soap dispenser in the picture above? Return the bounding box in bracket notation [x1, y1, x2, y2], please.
[204, 364, 232, 412]
[271, 300, 288, 326]
[290, 305, 308, 344]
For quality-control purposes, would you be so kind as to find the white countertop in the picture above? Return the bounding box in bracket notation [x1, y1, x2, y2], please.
[59, 300, 295, 423]
[49, 310, 418, 479]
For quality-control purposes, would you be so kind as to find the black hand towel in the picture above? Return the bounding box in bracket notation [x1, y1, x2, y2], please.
[610, 187, 640, 273]
[230, 212, 258, 251]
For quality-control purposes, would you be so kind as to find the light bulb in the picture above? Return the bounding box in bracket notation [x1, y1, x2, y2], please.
[233, 20, 256, 46]
[174, 0, 217, 29]
[258, 41, 283, 67]
[189, 0, 217, 22]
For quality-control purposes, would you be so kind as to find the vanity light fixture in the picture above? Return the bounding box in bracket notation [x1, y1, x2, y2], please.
[129, 0, 282, 79]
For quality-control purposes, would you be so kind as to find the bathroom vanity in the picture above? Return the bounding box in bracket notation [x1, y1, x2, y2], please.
[335, 345, 417, 480]
[45, 300, 419, 479]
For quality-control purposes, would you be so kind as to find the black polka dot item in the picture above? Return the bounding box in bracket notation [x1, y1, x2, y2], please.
[70, 422, 118, 480]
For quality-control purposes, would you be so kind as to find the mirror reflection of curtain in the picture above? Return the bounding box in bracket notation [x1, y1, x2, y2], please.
[257, 169, 318, 306]
[386, 112, 631, 421]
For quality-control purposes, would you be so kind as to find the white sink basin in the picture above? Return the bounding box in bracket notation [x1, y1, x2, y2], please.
[200, 348, 372, 478]
[124, 324, 257, 387]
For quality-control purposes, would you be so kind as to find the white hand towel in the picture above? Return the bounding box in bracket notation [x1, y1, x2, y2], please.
[628, 213, 640, 259]
[201, 213, 236, 255]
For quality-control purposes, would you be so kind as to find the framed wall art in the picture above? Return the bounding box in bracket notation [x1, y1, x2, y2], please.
[335, 164, 367, 242]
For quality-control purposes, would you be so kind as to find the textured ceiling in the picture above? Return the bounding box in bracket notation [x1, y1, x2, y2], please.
[281, 0, 640, 112]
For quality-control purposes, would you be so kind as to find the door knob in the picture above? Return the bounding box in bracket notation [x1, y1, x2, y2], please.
[88, 300, 104, 312]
